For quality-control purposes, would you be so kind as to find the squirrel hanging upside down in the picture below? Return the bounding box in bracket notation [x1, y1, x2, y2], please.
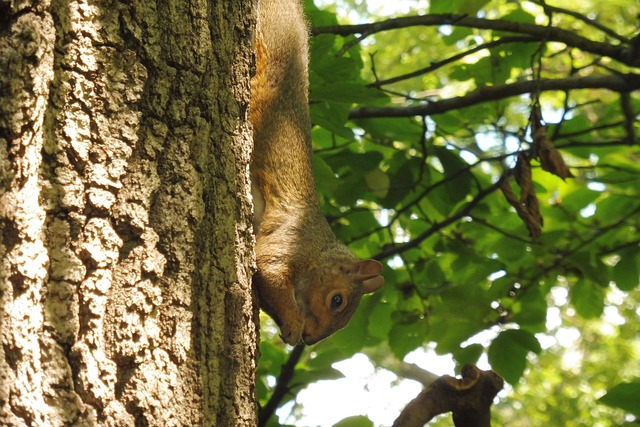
[250, 0, 384, 346]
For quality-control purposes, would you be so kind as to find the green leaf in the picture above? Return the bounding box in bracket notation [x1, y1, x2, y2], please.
[309, 35, 361, 83]
[511, 286, 548, 331]
[570, 279, 606, 319]
[381, 153, 421, 208]
[432, 111, 472, 136]
[333, 415, 374, 427]
[430, 0, 465, 13]
[501, 9, 537, 24]
[453, 343, 483, 367]
[558, 186, 601, 214]
[567, 252, 610, 286]
[257, 340, 287, 376]
[312, 82, 386, 104]
[612, 248, 640, 291]
[598, 381, 640, 417]
[429, 314, 486, 355]
[367, 300, 393, 340]
[325, 150, 383, 176]
[594, 196, 639, 224]
[431, 0, 488, 14]
[307, 347, 350, 371]
[600, 151, 640, 174]
[355, 117, 423, 142]
[332, 209, 379, 241]
[389, 320, 428, 360]
[488, 329, 541, 385]
[496, 40, 541, 72]
[442, 27, 474, 46]
[303, 0, 338, 27]
[450, 255, 505, 286]
[313, 155, 340, 194]
[329, 293, 382, 353]
[311, 102, 353, 139]
[293, 365, 344, 386]
[413, 259, 447, 298]
[494, 236, 527, 263]
[488, 275, 515, 300]
[365, 167, 390, 199]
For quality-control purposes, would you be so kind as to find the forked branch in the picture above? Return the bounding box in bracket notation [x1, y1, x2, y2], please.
[393, 365, 504, 427]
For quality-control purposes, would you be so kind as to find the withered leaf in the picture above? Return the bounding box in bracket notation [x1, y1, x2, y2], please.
[501, 156, 543, 238]
[533, 126, 574, 180]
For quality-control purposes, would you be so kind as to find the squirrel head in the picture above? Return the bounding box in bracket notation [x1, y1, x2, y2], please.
[297, 258, 384, 345]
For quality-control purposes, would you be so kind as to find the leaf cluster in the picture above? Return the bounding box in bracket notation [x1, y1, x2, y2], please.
[258, 0, 640, 424]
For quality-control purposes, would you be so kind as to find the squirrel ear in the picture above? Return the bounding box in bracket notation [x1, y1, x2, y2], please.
[355, 260, 384, 294]
[362, 275, 384, 294]
[355, 259, 383, 278]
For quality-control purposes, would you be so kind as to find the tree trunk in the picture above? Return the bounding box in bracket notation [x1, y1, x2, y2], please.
[0, 0, 257, 425]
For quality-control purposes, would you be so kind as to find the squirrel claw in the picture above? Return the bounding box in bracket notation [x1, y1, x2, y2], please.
[280, 333, 304, 346]
[280, 330, 303, 346]
[279, 316, 305, 346]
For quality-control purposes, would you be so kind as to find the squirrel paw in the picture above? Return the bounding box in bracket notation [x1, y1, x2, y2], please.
[279, 314, 305, 346]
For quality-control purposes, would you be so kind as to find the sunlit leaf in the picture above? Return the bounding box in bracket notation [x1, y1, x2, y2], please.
[333, 415, 375, 427]
[453, 343, 484, 367]
[429, 0, 466, 14]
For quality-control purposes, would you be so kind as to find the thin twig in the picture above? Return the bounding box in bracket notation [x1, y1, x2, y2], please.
[532, 1, 630, 43]
[258, 345, 305, 427]
[367, 36, 538, 88]
[374, 175, 508, 260]
[469, 215, 538, 245]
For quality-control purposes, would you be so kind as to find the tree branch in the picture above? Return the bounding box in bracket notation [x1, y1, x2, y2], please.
[620, 92, 637, 144]
[363, 344, 440, 387]
[469, 215, 537, 245]
[554, 121, 624, 140]
[516, 203, 640, 299]
[532, 1, 630, 43]
[367, 36, 538, 88]
[392, 365, 504, 427]
[258, 345, 305, 427]
[350, 74, 640, 119]
[375, 175, 507, 261]
[346, 149, 516, 246]
[313, 14, 637, 67]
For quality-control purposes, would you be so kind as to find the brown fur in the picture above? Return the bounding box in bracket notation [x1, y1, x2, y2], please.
[251, 0, 384, 345]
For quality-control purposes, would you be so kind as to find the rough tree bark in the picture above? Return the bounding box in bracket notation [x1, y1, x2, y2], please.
[0, 0, 257, 426]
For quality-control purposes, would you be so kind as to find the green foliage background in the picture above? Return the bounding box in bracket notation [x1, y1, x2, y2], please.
[257, 0, 640, 425]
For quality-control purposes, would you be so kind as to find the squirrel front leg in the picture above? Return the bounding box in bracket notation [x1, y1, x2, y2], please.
[254, 267, 305, 345]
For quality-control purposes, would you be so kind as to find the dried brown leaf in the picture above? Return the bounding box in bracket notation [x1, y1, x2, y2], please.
[533, 127, 574, 180]
[501, 157, 543, 238]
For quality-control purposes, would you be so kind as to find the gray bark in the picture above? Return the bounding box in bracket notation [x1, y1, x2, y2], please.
[0, 0, 257, 425]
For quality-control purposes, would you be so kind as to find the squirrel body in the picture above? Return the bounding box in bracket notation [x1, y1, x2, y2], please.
[251, 0, 383, 345]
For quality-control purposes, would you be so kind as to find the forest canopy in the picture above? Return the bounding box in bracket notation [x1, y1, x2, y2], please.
[257, 0, 640, 425]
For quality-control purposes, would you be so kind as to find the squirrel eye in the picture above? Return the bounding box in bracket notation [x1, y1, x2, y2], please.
[330, 294, 343, 309]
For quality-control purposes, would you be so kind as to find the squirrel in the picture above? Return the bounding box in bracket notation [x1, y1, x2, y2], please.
[250, 0, 384, 346]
